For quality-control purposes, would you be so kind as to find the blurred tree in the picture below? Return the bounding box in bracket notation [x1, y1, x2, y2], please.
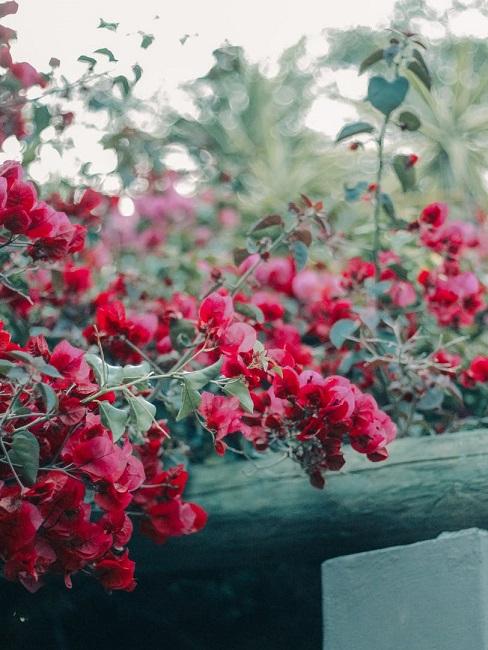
[320, 3, 488, 211]
[166, 42, 359, 218]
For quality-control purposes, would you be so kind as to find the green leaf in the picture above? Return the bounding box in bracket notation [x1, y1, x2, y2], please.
[336, 121, 375, 143]
[85, 354, 124, 386]
[407, 60, 431, 90]
[132, 64, 143, 83]
[9, 430, 39, 486]
[290, 240, 308, 271]
[411, 49, 431, 88]
[128, 396, 156, 433]
[33, 105, 51, 134]
[398, 110, 421, 131]
[140, 33, 154, 49]
[234, 302, 265, 324]
[367, 75, 409, 116]
[169, 318, 196, 352]
[176, 379, 201, 421]
[359, 49, 384, 75]
[0, 359, 19, 376]
[113, 75, 130, 97]
[94, 48, 118, 62]
[223, 378, 253, 413]
[250, 214, 283, 232]
[122, 362, 151, 382]
[8, 351, 62, 379]
[99, 402, 129, 442]
[36, 361, 62, 378]
[181, 357, 223, 390]
[78, 55, 97, 69]
[338, 351, 361, 375]
[380, 193, 396, 221]
[417, 388, 444, 411]
[37, 382, 58, 413]
[98, 18, 119, 31]
[330, 319, 359, 349]
[367, 280, 393, 297]
[393, 154, 417, 192]
[85, 353, 104, 384]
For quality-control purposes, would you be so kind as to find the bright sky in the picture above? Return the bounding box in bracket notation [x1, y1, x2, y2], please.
[2, 0, 487, 186]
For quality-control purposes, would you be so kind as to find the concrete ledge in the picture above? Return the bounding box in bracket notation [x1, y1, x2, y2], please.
[132, 429, 488, 574]
[322, 528, 488, 650]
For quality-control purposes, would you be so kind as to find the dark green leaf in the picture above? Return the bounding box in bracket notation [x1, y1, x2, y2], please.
[234, 302, 265, 324]
[78, 55, 97, 69]
[336, 121, 375, 143]
[367, 75, 409, 116]
[100, 402, 129, 442]
[37, 382, 58, 413]
[33, 105, 51, 134]
[182, 357, 223, 390]
[176, 379, 201, 421]
[94, 48, 118, 62]
[122, 362, 151, 382]
[393, 154, 417, 192]
[417, 388, 444, 411]
[380, 193, 396, 221]
[140, 33, 154, 49]
[0, 359, 18, 376]
[128, 396, 156, 433]
[223, 377, 253, 413]
[85, 354, 124, 386]
[330, 319, 359, 349]
[407, 60, 431, 90]
[169, 318, 196, 352]
[98, 18, 119, 31]
[359, 49, 384, 75]
[338, 351, 360, 375]
[132, 64, 143, 83]
[8, 351, 62, 378]
[398, 110, 421, 131]
[367, 280, 393, 297]
[290, 240, 308, 271]
[10, 430, 39, 486]
[113, 75, 130, 97]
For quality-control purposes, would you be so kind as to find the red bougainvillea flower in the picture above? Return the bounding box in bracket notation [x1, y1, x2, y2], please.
[432, 349, 461, 374]
[0, 1, 18, 19]
[199, 392, 241, 449]
[460, 356, 488, 387]
[9, 62, 46, 89]
[94, 550, 136, 592]
[389, 281, 416, 308]
[140, 499, 208, 544]
[418, 267, 485, 327]
[219, 322, 257, 356]
[342, 257, 375, 288]
[420, 202, 448, 228]
[198, 291, 234, 335]
[49, 340, 97, 394]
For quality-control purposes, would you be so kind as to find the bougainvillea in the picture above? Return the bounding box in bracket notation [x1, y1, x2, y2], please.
[1, 18, 488, 597]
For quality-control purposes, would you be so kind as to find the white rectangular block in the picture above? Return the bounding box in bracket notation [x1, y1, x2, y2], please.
[322, 528, 488, 650]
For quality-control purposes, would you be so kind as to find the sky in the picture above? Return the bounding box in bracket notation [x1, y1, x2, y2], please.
[2, 0, 487, 186]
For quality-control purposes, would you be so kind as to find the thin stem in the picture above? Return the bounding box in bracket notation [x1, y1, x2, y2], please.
[372, 115, 390, 278]
[0, 387, 25, 490]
